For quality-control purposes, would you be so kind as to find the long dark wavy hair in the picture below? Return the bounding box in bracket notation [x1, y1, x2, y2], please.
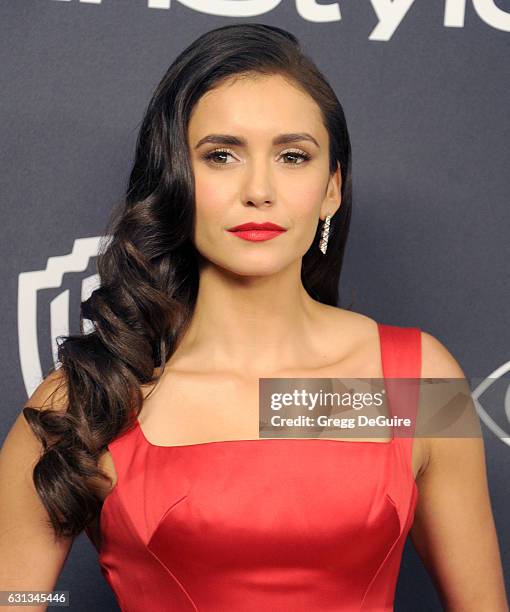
[23, 23, 353, 539]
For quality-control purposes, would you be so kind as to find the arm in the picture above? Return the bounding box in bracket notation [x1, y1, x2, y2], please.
[0, 369, 75, 611]
[410, 331, 508, 610]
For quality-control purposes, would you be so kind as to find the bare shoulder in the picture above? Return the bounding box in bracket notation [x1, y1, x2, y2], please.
[419, 330, 466, 378]
[7, 367, 70, 454]
[24, 367, 69, 413]
[2, 368, 70, 460]
[332, 312, 468, 378]
[325, 308, 467, 379]
[1, 370, 70, 504]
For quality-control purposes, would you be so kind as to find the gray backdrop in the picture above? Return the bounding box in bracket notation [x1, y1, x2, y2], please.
[1, 1, 509, 610]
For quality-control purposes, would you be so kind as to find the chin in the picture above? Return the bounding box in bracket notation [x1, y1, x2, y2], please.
[225, 263, 284, 278]
[200, 249, 294, 277]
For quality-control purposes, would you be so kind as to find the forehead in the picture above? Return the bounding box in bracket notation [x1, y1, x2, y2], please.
[188, 73, 325, 140]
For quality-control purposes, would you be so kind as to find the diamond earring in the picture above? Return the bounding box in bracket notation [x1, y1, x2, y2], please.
[319, 214, 332, 255]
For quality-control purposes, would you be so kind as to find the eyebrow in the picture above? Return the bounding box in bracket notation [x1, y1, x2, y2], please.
[194, 132, 320, 150]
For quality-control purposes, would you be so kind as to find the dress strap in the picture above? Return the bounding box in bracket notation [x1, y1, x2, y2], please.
[377, 323, 421, 379]
[377, 322, 422, 460]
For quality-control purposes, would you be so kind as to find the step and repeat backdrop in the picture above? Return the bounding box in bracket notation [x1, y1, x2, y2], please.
[1, 1, 509, 609]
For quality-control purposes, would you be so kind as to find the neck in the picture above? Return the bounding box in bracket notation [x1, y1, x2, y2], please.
[174, 260, 329, 376]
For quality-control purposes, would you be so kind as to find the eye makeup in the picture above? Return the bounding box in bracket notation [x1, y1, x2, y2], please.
[202, 147, 312, 166]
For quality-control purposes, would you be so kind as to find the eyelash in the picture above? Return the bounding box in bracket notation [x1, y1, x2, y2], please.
[202, 147, 312, 167]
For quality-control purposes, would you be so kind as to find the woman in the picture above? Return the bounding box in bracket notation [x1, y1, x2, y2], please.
[0, 23, 507, 611]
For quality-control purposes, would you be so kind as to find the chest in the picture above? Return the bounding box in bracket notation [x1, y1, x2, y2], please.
[137, 353, 387, 446]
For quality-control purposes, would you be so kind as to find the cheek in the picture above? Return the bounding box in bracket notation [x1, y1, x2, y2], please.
[292, 188, 322, 217]
[284, 170, 325, 211]
[285, 186, 324, 256]
[290, 186, 324, 234]
[194, 171, 228, 215]
[193, 178, 233, 252]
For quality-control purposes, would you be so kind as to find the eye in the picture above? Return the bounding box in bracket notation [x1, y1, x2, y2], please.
[202, 148, 236, 165]
[201, 147, 312, 167]
[279, 148, 312, 165]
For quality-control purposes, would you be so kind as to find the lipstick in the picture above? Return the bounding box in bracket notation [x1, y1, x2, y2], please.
[227, 221, 287, 242]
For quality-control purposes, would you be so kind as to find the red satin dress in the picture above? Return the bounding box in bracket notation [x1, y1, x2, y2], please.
[90, 323, 421, 611]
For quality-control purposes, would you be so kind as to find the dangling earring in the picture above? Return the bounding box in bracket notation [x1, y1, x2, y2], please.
[319, 214, 332, 255]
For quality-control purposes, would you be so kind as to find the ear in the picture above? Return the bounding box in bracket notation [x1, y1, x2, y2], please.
[320, 161, 342, 221]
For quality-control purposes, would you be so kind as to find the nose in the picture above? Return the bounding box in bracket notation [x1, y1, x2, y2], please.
[241, 157, 275, 208]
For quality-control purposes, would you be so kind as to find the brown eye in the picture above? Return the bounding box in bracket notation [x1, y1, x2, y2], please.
[203, 148, 234, 165]
[280, 149, 312, 165]
[202, 147, 312, 167]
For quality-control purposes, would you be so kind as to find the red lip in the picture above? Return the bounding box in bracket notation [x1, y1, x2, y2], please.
[227, 221, 286, 231]
[227, 221, 287, 243]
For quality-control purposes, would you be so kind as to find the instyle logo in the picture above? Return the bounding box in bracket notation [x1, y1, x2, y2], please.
[18, 236, 108, 397]
[51, 0, 510, 41]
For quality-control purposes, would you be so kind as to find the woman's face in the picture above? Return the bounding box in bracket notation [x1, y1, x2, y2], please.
[187, 73, 342, 277]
